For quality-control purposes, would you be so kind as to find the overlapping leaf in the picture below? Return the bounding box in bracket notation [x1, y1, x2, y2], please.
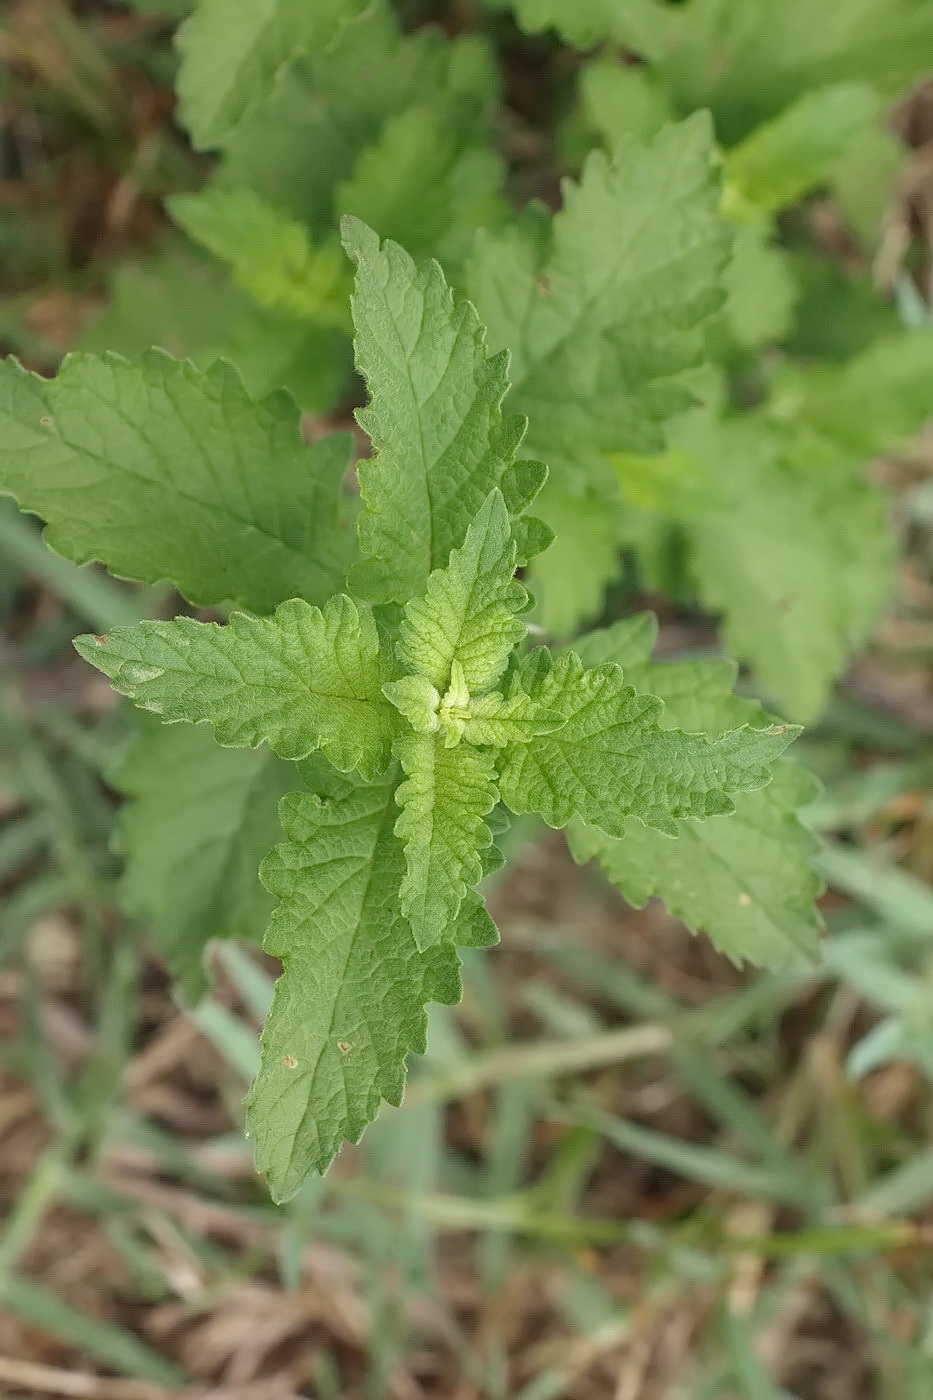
[569, 615, 824, 966]
[468, 114, 732, 489]
[498, 649, 797, 838]
[343, 220, 548, 605]
[245, 772, 465, 1200]
[0, 352, 353, 614]
[176, 0, 365, 150]
[76, 596, 397, 778]
[115, 720, 297, 1001]
[394, 735, 498, 951]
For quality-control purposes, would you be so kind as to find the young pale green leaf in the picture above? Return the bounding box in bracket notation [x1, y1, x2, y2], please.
[115, 720, 297, 1001]
[245, 772, 465, 1200]
[383, 669, 562, 747]
[342, 219, 547, 605]
[169, 188, 350, 329]
[468, 115, 731, 489]
[459, 690, 566, 747]
[498, 650, 798, 838]
[394, 733, 498, 951]
[176, 0, 365, 150]
[75, 596, 397, 779]
[569, 615, 824, 967]
[0, 351, 353, 614]
[397, 489, 528, 694]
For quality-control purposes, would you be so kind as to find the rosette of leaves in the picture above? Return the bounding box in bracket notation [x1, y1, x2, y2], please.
[0, 220, 813, 1201]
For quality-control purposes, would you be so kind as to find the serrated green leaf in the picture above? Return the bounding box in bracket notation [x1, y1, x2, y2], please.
[115, 720, 297, 1001]
[0, 351, 353, 613]
[342, 221, 546, 605]
[75, 595, 397, 779]
[397, 490, 527, 693]
[498, 649, 798, 838]
[460, 690, 566, 747]
[170, 188, 350, 329]
[245, 771, 466, 1200]
[569, 764, 823, 968]
[568, 618, 823, 966]
[176, 0, 365, 150]
[714, 224, 797, 352]
[468, 115, 731, 489]
[394, 733, 498, 950]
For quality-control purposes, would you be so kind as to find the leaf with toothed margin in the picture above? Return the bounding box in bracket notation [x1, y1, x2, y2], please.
[342, 218, 550, 606]
[394, 733, 499, 951]
[244, 769, 496, 1201]
[497, 648, 799, 838]
[0, 350, 354, 614]
[75, 595, 398, 780]
[568, 613, 824, 967]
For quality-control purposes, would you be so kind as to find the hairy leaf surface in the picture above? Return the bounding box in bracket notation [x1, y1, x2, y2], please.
[498, 650, 797, 837]
[570, 616, 824, 966]
[394, 734, 498, 950]
[245, 772, 464, 1200]
[468, 115, 731, 488]
[76, 597, 397, 778]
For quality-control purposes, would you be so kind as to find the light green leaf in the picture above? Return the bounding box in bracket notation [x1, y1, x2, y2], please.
[511, 0, 668, 53]
[716, 224, 797, 351]
[0, 351, 353, 613]
[397, 490, 528, 693]
[342, 220, 546, 605]
[75, 595, 397, 779]
[245, 771, 466, 1200]
[170, 188, 350, 328]
[115, 720, 297, 1001]
[568, 618, 823, 966]
[526, 488, 627, 636]
[76, 249, 253, 362]
[724, 83, 882, 218]
[676, 413, 893, 721]
[176, 0, 365, 150]
[498, 649, 798, 838]
[336, 105, 505, 267]
[394, 734, 498, 950]
[460, 689, 566, 747]
[468, 114, 731, 488]
[569, 764, 823, 968]
[656, 0, 933, 144]
[575, 58, 673, 147]
[218, 3, 498, 231]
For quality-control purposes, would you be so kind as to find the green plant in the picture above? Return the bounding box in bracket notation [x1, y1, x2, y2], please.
[2, 0, 931, 1205]
[0, 218, 814, 1200]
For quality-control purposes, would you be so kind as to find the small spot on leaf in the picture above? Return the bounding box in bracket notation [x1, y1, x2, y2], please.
[283, 1054, 299, 1069]
[337, 1041, 352, 1054]
[738, 892, 752, 907]
[93, 635, 108, 645]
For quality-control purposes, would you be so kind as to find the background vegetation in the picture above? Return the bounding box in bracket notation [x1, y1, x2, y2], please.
[2, 1, 933, 1396]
